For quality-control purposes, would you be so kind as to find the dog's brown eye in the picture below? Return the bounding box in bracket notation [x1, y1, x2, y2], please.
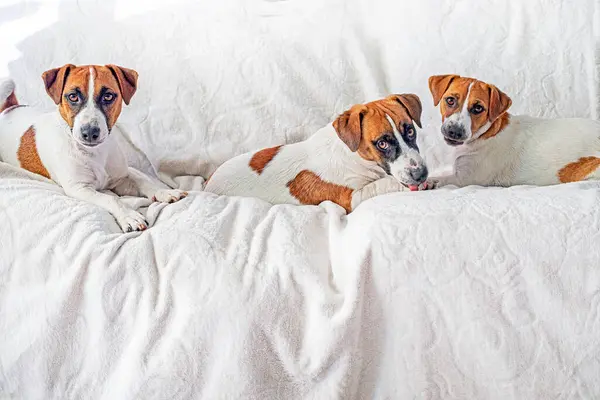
[103, 93, 115, 102]
[406, 127, 415, 139]
[471, 104, 484, 114]
[376, 139, 389, 151]
[68, 93, 79, 103]
[445, 97, 456, 107]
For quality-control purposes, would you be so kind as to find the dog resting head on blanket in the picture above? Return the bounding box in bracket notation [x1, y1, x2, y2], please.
[0, 64, 187, 232]
[204, 94, 430, 212]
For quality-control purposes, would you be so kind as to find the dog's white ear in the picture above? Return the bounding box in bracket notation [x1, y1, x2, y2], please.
[428, 74, 459, 107]
[389, 94, 422, 128]
[107, 65, 138, 105]
[333, 105, 366, 152]
[488, 85, 512, 122]
[42, 64, 75, 105]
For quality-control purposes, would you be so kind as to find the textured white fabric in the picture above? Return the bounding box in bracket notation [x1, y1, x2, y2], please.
[1, 0, 600, 399]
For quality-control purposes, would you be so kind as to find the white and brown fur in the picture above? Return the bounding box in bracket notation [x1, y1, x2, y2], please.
[427, 74, 600, 187]
[0, 64, 186, 232]
[204, 94, 429, 212]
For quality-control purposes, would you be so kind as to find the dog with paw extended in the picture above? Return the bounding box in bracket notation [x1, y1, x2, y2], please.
[204, 94, 430, 212]
[427, 74, 600, 188]
[0, 64, 187, 232]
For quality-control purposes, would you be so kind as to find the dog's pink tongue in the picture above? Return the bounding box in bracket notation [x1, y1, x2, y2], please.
[408, 185, 419, 191]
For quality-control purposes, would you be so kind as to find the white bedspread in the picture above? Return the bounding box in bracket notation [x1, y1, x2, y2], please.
[1, 0, 600, 398]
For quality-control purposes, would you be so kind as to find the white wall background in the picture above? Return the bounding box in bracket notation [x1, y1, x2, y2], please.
[0, 0, 598, 175]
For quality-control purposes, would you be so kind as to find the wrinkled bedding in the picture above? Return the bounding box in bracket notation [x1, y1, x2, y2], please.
[1, 0, 600, 399]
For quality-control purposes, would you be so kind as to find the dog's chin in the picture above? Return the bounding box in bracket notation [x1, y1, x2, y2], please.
[443, 137, 465, 147]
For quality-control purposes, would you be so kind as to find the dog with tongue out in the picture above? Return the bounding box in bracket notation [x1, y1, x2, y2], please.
[204, 93, 431, 213]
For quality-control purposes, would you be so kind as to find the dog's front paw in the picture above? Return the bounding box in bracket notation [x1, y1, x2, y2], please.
[115, 208, 148, 232]
[151, 189, 188, 203]
[418, 179, 439, 190]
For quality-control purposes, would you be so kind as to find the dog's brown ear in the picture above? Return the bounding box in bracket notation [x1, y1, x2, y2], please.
[42, 64, 75, 105]
[389, 93, 422, 128]
[428, 74, 459, 107]
[488, 84, 512, 122]
[333, 105, 366, 152]
[107, 65, 138, 105]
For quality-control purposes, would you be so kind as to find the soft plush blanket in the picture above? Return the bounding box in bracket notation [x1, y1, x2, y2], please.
[2, 161, 600, 399]
[1, 0, 600, 399]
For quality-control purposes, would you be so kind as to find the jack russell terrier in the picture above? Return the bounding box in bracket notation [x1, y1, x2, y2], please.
[0, 64, 187, 232]
[204, 94, 429, 212]
[428, 74, 600, 187]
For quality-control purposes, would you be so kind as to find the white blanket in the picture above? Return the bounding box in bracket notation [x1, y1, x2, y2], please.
[2, 163, 600, 399]
[1, 0, 600, 398]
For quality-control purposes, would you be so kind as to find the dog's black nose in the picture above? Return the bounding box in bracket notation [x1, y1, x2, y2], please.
[409, 164, 428, 183]
[443, 125, 465, 141]
[81, 125, 100, 142]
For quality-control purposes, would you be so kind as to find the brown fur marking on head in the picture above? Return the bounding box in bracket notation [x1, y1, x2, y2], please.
[249, 145, 282, 174]
[56, 66, 90, 127]
[356, 95, 421, 163]
[287, 170, 353, 213]
[17, 126, 50, 179]
[94, 66, 126, 129]
[333, 94, 423, 165]
[468, 81, 500, 134]
[557, 157, 600, 183]
[488, 84, 512, 122]
[428, 74, 460, 106]
[387, 93, 422, 128]
[44, 64, 134, 129]
[333, 105, 366, 152]
[42, 64, 75, 105]
[107, 65, 138, 105]
[431, 75, 512, 138]
[434, 76, 474, 122]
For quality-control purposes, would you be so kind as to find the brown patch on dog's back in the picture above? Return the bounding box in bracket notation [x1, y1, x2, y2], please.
[558, 157, 600, 183]
[287, 170, 353, 213]
[249, 145, 282, 175]
[17, 126, 50, 179]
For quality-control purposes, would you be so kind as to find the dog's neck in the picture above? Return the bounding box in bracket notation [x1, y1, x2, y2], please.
[453, 112, 511, 156]
[312, 125, 387, 183]
[477, 112, 511, 141]
[450, 113, 520, 186]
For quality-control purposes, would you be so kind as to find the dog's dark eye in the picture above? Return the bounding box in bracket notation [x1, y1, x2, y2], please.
[376, 139, 389, 151]
[471, 104, 484, 114]
[445, 97, 456, 107]
[68, 93, 79, 103]
[405, 126, 416, 139]
[103, 93, 115, 103]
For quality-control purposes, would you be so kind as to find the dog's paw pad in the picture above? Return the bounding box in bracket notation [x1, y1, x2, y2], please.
[116, 209, 148, 233]
[152, 189, 188, 203]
